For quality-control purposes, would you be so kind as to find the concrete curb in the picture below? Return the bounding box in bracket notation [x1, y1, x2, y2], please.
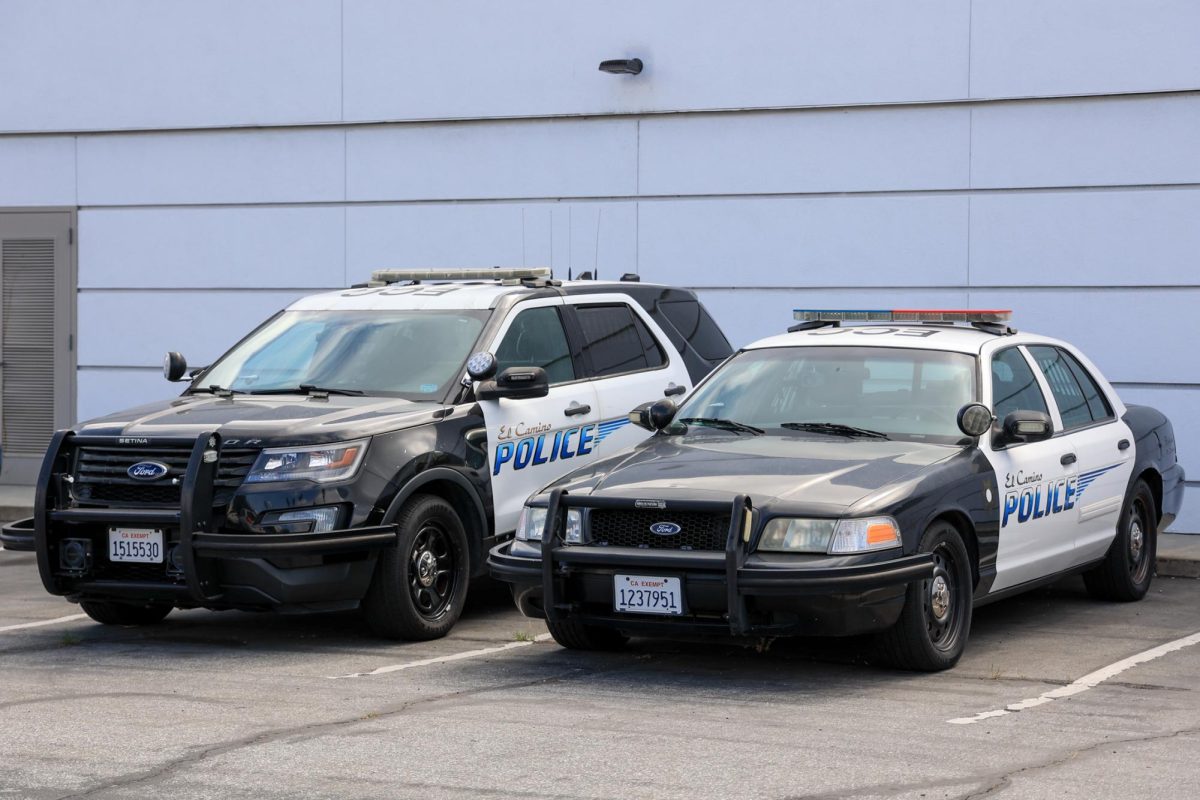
[1159, 557, 1200, 579]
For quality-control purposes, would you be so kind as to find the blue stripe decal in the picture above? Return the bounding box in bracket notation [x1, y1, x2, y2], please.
[594, 417, 631, 443]
[1074, 463, 1122, 502]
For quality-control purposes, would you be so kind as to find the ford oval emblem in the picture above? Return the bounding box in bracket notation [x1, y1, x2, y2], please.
[649, 521, 682, 536]
[127, 461, 170, 481]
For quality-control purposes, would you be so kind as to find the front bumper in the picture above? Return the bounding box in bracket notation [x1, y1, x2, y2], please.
[488, 491, 933, 638]
[26, 430, 398, 610]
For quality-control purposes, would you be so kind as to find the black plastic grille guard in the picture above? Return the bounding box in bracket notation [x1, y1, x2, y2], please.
[540, 491, 755, 635]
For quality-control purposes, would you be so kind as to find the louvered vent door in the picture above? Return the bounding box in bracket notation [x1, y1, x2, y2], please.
[0, 212, 75, 485]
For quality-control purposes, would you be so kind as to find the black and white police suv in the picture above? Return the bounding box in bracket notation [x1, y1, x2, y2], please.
[489, 309, 1186, 670]
[0, 267, 732, 639]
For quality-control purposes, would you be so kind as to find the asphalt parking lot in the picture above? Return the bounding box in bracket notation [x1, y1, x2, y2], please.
[2, 545, 1198, 800]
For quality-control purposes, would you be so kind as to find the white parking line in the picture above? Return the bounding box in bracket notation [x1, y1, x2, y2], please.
[949, 629, 1200, 724]
[0, 613, 88, 634]
[331, 632, 554, 679]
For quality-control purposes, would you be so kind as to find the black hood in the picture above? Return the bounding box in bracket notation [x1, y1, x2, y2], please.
[74, 393, 444, 445]
[548, 432, 962, 516]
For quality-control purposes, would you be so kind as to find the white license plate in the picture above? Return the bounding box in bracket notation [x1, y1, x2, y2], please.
[108, 528, 164, 563]
[613, 575, 683, 616]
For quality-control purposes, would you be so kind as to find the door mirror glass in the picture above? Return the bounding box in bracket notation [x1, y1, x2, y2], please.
[476, 366, 550, 401]
[956, 402, 994, 437]
[163, 352, 188, 382]
[999, 410, 1053, 444]
[466, 351, 497, 381]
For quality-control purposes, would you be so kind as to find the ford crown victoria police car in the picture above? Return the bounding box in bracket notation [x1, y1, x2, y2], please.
[489, 310, 1185, 670]
[1, 268, 732, 640]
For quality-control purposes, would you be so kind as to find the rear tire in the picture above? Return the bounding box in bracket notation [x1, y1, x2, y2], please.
[546, 618, 628, 651]
[362, 494, 470, 641]
[80, 600, 172, 626]
[876, 520, 973, 671]
[1083, 479, 1156, 602]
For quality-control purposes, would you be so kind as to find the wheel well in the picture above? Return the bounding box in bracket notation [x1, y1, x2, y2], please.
[1136, 468, 1163, 524]
[933, 511, 980, 590]
[401, 480, 488, 570]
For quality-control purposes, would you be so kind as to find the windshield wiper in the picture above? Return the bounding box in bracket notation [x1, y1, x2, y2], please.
[188, 384, 244, 397]
[781, 422, 890, 440]
[679, 417, 764, 435]
[248, 384, 365, 397]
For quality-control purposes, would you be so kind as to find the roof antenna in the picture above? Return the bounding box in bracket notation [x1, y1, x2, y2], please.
[593, 207, 602, 281]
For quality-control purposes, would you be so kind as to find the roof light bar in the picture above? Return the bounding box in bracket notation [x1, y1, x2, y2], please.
[793, 309, 1012, 324]
[371, 267, 551, 284]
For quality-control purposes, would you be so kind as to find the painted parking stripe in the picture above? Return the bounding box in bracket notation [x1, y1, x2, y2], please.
[331, 633, 553, 679]
[949, 629, 1200, 724]
[0, 613, 88, 634]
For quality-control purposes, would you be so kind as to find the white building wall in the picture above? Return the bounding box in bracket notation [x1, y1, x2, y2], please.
[0, 1, 1197, 530]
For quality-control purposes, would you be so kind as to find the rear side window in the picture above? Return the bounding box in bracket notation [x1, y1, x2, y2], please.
[1027, 345, 1113, 429]
[991, 347, 1049, 421]
[575, 304, 666, 378]
[658, 300, 732, 361]
[494, 307, 575, 384]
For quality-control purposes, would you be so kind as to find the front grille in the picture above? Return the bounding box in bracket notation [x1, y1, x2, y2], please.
[72, 445, 259, 507]
[588, 509, 731, 551]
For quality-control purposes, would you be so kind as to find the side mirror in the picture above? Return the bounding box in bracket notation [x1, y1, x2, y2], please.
[466, 352, 497, 381]
[956, 402, 995, 438]
[629, 399, 677, 431]
[476, 366, 549, 401]
[163, 352, 188, 382]
[998, 410, 1053, 445]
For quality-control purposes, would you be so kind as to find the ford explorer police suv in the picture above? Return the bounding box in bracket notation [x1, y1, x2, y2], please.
[1, 268, 732, 640]
[489, 310, 1184, 670]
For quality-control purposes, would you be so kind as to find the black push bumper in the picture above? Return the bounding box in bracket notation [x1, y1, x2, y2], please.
[25, 430, 397, 608]
[488, 490, 933, 638]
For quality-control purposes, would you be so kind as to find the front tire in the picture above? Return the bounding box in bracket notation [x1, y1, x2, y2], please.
[876, 520, 973, 671]
[1083, 479, 1156, 602]
[80, 600, 172, 626]
[546, 618, 628, 651]
[362, 494, 470, 640]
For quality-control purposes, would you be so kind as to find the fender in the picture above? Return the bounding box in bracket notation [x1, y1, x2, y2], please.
[382, 466, 491, 573]
[1122, 405, 1184, 528]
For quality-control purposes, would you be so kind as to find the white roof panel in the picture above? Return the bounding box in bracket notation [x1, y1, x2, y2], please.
[747, 324, 1000, 354]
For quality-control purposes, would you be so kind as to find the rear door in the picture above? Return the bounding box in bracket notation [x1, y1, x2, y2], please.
[564, 296, 692, 456]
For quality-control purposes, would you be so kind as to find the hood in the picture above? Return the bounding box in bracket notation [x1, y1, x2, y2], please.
[74, 393, 444, 445]
[552, 431, 961, 516]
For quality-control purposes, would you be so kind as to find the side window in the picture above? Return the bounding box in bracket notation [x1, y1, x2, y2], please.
[991, 347, 1050, 421]
[658, 300, 733, 361]
[1027, 345, 1112, 428]
[494, 307, 575, 384]
[576, 304, 666, 378]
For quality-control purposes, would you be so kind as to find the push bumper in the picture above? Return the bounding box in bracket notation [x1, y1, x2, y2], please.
[488, 490, 933, 638]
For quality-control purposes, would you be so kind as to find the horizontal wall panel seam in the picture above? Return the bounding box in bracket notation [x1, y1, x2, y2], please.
[4, 87, 1200, 138]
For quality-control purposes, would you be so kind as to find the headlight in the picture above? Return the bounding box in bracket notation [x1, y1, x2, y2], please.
[515, 505, 582, 544]
[244, 439, 368, 484]
[757, 515, 901, 554]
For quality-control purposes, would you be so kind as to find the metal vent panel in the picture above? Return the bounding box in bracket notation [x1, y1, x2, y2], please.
[2, 239, 56, 455]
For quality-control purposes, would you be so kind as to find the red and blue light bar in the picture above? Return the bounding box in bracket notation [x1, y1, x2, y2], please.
[793, 309, 1012, 324]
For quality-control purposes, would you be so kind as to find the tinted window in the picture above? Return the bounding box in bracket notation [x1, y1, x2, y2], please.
[494, 307, 575, 384]
[659, 300, 733, 361]
[576, 304, 665, 378]
[1028, 345, 1112, 428]
[991, 348, 1049, 420]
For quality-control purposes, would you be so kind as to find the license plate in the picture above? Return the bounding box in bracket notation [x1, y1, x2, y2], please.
[108, 528, 164, 563]
[613, 575, 683, 616]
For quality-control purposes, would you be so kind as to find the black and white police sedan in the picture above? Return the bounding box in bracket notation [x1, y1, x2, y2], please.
[488, 310, 1186, 670]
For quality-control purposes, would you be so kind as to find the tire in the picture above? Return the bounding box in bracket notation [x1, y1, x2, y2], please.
[876, 520, 973, 671]
[362, 494, 470, 640]
[1083, 479, 1156, 602]
[80, 600, 172, 626]
[545, 618, 628, 651]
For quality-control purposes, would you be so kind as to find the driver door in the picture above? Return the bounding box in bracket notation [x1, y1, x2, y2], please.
[477, 298, 601, 536]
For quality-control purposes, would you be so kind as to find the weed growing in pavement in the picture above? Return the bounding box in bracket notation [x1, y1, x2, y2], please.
[60, 632, 82, 646]
[513, 630, 534, 642]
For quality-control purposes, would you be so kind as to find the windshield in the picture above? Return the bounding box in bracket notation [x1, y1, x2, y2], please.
[675, 346, 977, 443]
[196, 310, 488, 399]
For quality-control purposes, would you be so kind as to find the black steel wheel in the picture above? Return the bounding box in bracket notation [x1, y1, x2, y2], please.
[1084, 479, 1156, 602]
[877, 520, 973, 671]
[362, 494, 470, 640]
[80, 600, 172, 626]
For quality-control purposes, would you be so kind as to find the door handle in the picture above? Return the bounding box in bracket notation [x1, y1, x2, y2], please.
[1060, 453, 1077, 466]
[664, 383, 686, 397]
[1118, 439, 1130, 451]
[563, 402, 591, 417]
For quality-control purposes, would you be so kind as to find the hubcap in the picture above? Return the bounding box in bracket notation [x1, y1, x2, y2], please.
[416, 550, 438, 588]
[1129, 519, 1144, 563]
[930, 575, 951, 622]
